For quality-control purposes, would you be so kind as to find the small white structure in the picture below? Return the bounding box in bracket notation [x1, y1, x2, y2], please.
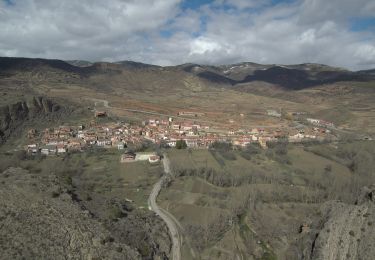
[57, 144, 67, 154]
[27, 144, 38, 154]
[307, 118, 320, 125]
[41, 144, 57, 155]
[267, 110, 281, 118]
[117, 142, 125, 150]
[148, 155, 160, 163]
[167, 140, 177, 147]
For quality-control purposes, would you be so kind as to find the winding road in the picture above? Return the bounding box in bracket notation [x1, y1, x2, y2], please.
[148, 155, 181, 260]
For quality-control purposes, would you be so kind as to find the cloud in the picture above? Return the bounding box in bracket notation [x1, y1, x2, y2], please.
[189, 37, 222, 55]
[0, 0, 181, 60]
[0, 0, 374, 70]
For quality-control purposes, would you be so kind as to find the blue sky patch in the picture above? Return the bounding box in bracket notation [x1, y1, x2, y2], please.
[181, 0, 214, 10]
[351, 17, 375, 31]
[3, 0, 14, 6]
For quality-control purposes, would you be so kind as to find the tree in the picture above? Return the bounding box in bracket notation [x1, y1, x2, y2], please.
[176, 140, 187, 149]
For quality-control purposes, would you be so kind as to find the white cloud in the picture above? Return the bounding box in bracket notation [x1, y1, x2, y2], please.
[189, 37, 222, 55]
[0, 0, 374, 70]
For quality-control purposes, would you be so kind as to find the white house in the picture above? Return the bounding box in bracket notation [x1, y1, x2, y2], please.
[167, 140, 177, 147]
[117, 142, 125, 150]
[57, 144, 67, 154]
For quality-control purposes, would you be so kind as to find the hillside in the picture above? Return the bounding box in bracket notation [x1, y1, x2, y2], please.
[0, 56, 375, 260]
[0, 167, 141, 259]
[0, 56, 374, 135]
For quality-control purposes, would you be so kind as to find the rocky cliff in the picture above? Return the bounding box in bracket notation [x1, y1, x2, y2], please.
[0, 96, 65, 143]
[300, 185, 375, 260]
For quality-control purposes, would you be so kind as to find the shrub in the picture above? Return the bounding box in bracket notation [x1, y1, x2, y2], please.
[210, 141, 232, 151]
[176, 140, 187, 149]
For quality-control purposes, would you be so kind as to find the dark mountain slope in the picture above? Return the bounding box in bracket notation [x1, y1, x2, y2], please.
[0, 57, 83, 74]
[1, 57, 374, 91]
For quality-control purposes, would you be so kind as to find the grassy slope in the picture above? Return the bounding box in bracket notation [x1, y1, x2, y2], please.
[160, 147, 355, 259]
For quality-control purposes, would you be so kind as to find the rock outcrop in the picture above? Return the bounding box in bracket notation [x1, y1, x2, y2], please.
[302, 185, 375, 260]
[0, 167, 141, 259]
[0, 97, 65, 143]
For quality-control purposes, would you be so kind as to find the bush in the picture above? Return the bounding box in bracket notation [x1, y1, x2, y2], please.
[108, 206, 126, 220]
[219, 150, 236, 161]
[240, 143, 261, 160]
[13, 150, 27, 161]
[176, 140, 187, 149]
[245, 143, 261, 154]
[210, 141, 232, 151]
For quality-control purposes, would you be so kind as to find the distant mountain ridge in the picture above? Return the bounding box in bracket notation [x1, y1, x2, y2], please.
[0, 56, 374, 90]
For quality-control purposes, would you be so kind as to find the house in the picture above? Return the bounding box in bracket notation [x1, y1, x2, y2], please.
[57, 144, 67, 154]
[121, 151, 136, 163]
[250, 128, 259, 135]
[97, 139, 112, 147]
[149, 119, 157, 127]
[267, 110, 281, 118]
[258, 138, 268, 149]
[27, 144, 38, 154]
[67, 140, 83, 151]
[95, 111, 107, 117]
[289, 133, 304, 142]
[41, 147, 49, 155]
[171, 124, 180, 130]
[77, 131, 85, 138]
[41, 144, 57, 155]
[182, 123, 193, 131]
[148, 155, 160, 163]
[307, 118, 320, 125]
[117, 142, 126, 150]
[167, 140, 177, 147]
[178, 111, 205, 117]
[186, 139, 198, 148]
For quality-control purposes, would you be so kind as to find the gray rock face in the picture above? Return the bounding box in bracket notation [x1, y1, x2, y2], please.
[0, 97, 63, 143]
[306, 185, 375, 260]
[0, 168, 140, 260]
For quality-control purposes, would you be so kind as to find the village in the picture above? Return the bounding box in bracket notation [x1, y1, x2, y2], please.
[25, 109, 337, 161]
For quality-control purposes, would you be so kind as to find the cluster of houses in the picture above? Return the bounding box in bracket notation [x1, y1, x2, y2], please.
[26, 121, 144, 155]
[25, 114, 336, 156]
[137, 117, 334, 148]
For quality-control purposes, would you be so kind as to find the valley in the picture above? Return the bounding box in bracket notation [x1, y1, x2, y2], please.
[0, 57, 375, 260]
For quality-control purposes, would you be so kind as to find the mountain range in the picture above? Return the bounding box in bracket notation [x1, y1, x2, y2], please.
[1, 57, 375, 90]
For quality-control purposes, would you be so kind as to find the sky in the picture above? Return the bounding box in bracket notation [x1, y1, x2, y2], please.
[0, 0, 375, 70]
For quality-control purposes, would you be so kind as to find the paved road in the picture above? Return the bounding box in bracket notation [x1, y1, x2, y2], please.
[148, 156, 181, 260]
